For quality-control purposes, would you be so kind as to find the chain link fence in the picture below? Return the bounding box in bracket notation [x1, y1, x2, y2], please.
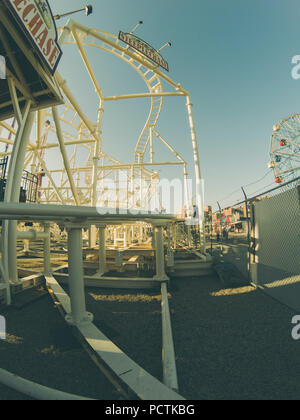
[207, 177, 300, 309]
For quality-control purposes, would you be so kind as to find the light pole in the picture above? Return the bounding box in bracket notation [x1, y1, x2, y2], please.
[53, 5, 93, 21]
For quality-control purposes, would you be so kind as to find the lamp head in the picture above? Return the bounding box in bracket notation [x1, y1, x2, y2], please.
[85, 5, 93, 16]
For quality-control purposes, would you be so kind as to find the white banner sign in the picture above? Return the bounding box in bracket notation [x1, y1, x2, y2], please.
[119, 31, 169, 72]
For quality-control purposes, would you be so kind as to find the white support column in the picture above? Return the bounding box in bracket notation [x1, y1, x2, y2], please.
[4, 104, 34, 286]
[23, 239, 30, 253]
[173, 224, 177, 249]
[43, 223, 51, 276]
[183, 163, 191, 216]
[88, 225, 97, 248]
[123, 227, 127, 248]
[150, 127, 154, 163]
[7, 220, 18, 284]
[91, 102, 104, 207]
[126, 225, 131, 247]
[166, 224, 174, 269]
[186, 95, 206, 255]
[138, 224, 143, 245]
[113, 228, 118, 248]
[52, 107, 80, 206]
[65, 226, 93, 326]
[153, 224, 169, 282]
[130, 166, 134, 209]
[97, 224, 107, 277]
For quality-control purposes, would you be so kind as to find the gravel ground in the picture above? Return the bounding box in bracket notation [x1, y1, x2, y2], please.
[0, 294, 119, 400]
[170, 275, 300, 400]
[1, 271, 300, 400]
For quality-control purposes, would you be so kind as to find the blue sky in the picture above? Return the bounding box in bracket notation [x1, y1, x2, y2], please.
[49, 0, 300, 209]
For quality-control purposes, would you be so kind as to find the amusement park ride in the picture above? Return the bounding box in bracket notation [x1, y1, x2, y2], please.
[0, 0, 212, 400]
[269, 114, 300, 184]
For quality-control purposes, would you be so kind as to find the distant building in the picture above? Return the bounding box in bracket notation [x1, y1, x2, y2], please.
[204, 205, 212, 221]
[211, 205, 248, 233]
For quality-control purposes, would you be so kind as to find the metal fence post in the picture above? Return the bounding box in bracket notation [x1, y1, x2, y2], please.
[241, 187, 251, 283]
[217, 201, 223, 251]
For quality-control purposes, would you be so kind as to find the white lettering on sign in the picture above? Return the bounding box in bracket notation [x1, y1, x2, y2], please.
[0, 55, 6, 79]
[7, 0, 62, 74]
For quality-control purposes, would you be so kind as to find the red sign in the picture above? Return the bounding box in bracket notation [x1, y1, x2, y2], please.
[6, 0, 62, 75]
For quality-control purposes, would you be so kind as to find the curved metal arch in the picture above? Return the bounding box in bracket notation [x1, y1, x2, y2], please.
[57, 26, 164, 163]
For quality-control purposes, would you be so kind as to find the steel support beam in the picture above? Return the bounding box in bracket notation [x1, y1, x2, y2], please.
[65, 226, 93, 326]
[153, 224, 169, 282]
[4, 103, 34, 286]
[186, 95, 206, 255]
[97, 224, 107, 276]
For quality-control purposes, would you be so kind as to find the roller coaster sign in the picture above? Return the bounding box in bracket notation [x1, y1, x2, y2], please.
[119, 31, 169, 72]
[5, 0, 62, 75]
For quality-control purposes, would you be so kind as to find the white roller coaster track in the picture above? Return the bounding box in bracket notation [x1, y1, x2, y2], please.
[0, 15, 209, 399]
[57, 25, 164, 165]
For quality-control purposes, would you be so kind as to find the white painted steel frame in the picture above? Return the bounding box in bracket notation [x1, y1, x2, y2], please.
[1, 20, 206, 248]
[0, 18, 208, 306]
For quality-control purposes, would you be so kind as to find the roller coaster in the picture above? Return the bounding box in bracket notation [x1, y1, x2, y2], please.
[0, 1, 211, 400]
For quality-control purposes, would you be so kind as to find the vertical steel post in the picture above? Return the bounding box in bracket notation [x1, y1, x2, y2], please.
[43, 223, 51, 276]
[88, 225, 97, 248]
[66, 226, 93, 326]
[186, 95, 206, 255]
[242, 187, 251, 282]
[97, 224, 107, 276]
[153, 224, 169, 281]
[183, 163, 191, 216]
[217, 201, 223, 251]
[92, 101, 104, 207]
[5, 106, 34, 285]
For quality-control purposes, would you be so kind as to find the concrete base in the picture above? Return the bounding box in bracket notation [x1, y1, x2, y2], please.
[54, 272, 162, 290]
[65, 312, 94, 327]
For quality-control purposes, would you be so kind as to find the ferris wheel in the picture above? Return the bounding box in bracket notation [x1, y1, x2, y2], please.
[269, 114, 300, 183]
